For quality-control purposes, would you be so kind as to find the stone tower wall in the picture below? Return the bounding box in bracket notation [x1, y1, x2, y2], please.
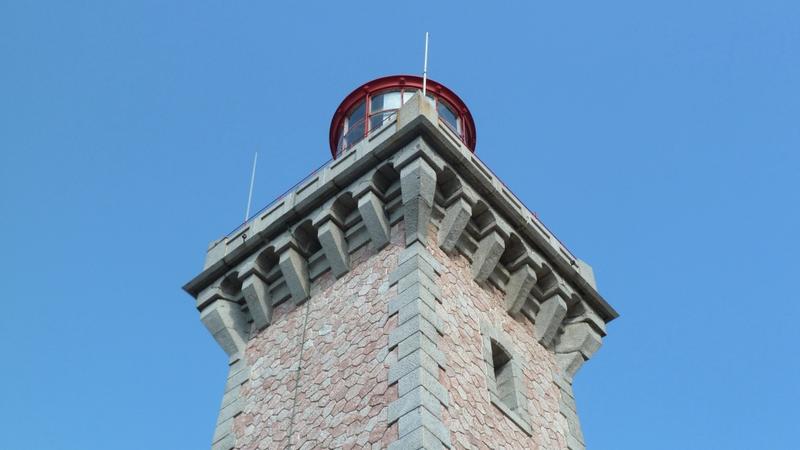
[184, 96, 617, 450]
[230, 224, 572, 450]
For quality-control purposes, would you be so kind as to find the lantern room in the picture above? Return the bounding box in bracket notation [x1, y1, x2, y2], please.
[329, 75, 477, 159]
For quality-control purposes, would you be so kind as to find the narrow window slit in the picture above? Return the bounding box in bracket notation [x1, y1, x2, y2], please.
[491, 340, 519, 412]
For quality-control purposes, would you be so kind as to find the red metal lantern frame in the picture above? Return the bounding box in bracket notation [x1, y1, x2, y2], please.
[329, 75, 477, 159]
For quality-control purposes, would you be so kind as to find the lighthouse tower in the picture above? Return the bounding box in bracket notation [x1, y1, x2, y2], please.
[183, 75, 618, 450]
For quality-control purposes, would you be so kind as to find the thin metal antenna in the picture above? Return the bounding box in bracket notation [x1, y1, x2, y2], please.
[244, 152, 258, 222]
[422, 32, 429, 96]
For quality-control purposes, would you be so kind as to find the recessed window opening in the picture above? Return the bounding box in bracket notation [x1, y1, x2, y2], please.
[481, 323, 532, 434]
[491, 340, 519, 412]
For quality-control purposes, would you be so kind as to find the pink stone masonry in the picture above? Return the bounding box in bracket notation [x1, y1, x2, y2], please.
[427, 238, 570, 450]
[233, 226, 404, 450]
[232, 222, 570, 450]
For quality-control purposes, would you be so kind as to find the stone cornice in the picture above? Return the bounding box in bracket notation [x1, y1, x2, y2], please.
[183, 102, 617, 325]
[182, 113, 425, 299]
[183, 97, 619, 386]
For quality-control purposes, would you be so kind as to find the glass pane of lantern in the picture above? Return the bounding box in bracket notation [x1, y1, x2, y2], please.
[348, 100, 366, 125]
[402, 89, 417, 104]
[343, 100, 366, 148]
[370, 91, 400, 131]
[437, 100, 460, 133]
[371, 90, 401, 112]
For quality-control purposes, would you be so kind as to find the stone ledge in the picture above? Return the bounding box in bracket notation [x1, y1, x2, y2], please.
[489, 392, 533, 437]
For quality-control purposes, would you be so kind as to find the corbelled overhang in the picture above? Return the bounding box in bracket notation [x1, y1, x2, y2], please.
[183, 95, 617, 324]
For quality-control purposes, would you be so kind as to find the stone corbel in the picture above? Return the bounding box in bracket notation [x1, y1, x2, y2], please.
[316, 219, 350, 279]
[555, 321, 603, 382]
[552, 298, 608, 382]
[556, 322, 603, 358]
[198, 285, 249, 357]
[356, 190, 391, 251]
[229, 249, 276, 332]
[239, 266, 272, 332]
[564, 300, 607, 337]
[535, 270, 606, 374]
[538, 272, 578, 305]
[437, 197, 472, 253]
[399, 158, 437, 246]
[471, 230, 506, 284]
[504, 264, 538, 315]
[312, 203, 350, 279]
[511, 240, 549, 276]
[241, 274, 271, 331]
[533, 293, 568, 348]
[274, 235, 310, 304]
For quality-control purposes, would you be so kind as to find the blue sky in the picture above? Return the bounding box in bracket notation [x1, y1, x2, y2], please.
[1, 1, 798, 449]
